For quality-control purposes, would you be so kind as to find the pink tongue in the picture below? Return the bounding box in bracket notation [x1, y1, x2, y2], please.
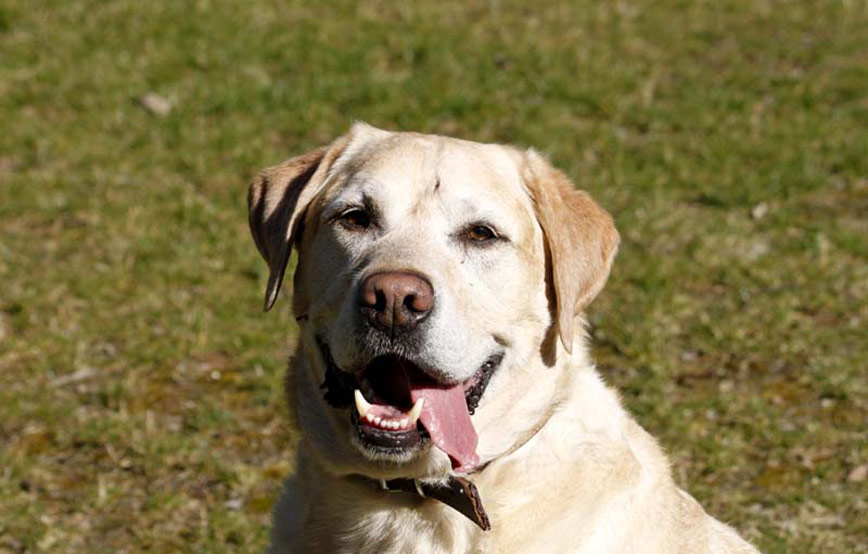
[409, 384, 479, 472]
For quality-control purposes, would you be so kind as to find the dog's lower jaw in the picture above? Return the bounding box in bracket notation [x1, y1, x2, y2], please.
[289, 345, 456, 481]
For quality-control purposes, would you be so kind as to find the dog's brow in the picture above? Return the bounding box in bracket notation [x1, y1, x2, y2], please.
[451, 197, 509, 224]
[323, 190, 380, 220]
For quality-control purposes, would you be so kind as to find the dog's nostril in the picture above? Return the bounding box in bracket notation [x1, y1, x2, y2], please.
[375, 290, 388, 312]
[405, 293, 432, 314]
[360, 288, 387, 311]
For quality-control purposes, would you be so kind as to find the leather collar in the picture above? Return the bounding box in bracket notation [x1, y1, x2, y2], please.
[371, 475, 491, 531]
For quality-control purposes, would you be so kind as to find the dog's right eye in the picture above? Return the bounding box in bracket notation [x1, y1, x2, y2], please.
[338, 208, 371, 230]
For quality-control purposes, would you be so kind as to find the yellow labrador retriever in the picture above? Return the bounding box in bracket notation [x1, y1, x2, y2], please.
[248, 123, 759, 554]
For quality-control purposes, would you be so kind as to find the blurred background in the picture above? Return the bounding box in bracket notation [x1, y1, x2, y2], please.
[1, 1, 866, 552]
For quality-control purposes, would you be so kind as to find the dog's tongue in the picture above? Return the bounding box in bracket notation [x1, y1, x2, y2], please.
[409, 384, 479, 472]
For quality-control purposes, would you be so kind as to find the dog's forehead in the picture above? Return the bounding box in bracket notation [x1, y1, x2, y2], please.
[331, 132, 533, 217]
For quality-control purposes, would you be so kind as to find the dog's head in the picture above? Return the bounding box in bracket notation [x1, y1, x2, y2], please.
[248, 123, 618, 479]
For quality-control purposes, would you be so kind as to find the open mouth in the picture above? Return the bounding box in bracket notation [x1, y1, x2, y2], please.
[317, 339, 503, 472]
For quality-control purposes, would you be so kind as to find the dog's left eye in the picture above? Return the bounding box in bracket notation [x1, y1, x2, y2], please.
[465, 224, 497, 243]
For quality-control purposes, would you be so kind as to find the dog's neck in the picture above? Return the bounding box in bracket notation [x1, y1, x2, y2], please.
[352, 474, 491, 530]
[350, 389, 565, 532]
[289, 453, 482, 554]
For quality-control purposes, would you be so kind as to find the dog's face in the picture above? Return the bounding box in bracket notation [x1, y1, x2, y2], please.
[248, 123, 618, 479]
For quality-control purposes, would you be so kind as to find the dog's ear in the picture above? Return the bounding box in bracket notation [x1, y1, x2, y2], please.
[247, 136, 349, 311]
[523, 150, 620, 354]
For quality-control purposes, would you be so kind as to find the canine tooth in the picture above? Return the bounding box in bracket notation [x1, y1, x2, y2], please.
[407, 398, 424, 424]
[354, 389, 372, 417]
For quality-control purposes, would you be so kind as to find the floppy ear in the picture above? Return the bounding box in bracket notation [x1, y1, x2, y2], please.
[247, 137, 349, 311]
[523, 150, 620, 354]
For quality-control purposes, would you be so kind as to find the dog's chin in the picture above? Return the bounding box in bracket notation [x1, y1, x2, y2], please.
[314, 336, 504, 474]
[348, 410, 430, 464]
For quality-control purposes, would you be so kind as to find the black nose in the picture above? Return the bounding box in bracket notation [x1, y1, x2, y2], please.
[358, 272, 434, 334]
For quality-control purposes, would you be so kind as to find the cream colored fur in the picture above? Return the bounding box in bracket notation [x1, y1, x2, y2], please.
[247, 123, 760, 554]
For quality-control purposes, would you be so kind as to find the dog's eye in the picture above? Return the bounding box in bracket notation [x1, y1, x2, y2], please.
[466, 225, 497, 243]
[339, 208, 371, 230]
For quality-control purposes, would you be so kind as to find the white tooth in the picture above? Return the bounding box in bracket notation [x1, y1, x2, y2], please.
[365, 413, 375, 423]
[391, 421, 400, 429]
[407, 398, 424, 424]
[354, 390, 371, 417]
[374, 416, 382, 425]
[400, 418, 409, 428]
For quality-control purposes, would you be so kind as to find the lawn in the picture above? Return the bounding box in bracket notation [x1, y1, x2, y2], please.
[1, 0, 866, 552]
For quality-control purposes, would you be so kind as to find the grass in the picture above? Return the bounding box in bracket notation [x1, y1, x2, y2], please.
[1, 0, 866, 552]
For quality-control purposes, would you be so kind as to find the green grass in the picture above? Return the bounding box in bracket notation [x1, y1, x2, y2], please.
[1, 0, 866, 552]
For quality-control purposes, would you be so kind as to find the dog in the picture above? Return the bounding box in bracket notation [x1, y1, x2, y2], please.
[247, 122, 760, 553]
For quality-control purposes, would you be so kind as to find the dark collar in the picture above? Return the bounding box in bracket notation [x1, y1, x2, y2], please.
[370, 475, 491, 531]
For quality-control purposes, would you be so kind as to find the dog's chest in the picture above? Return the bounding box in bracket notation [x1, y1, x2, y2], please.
[289, 486, 482, 554]
[327, 510, 477, 554]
